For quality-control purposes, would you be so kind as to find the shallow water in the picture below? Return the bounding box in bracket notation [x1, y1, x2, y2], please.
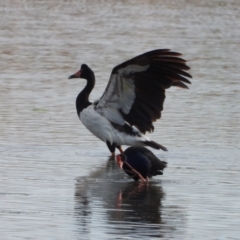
[0, 0, 240, 239]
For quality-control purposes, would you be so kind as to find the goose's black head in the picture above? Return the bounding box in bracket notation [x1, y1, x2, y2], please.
[68, 64, 94, 80]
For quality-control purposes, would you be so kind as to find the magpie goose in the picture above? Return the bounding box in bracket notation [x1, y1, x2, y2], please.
[116, 146, 167, 182]
[68, 49, 192, 156]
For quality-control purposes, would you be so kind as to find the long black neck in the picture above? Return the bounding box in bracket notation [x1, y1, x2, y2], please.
[76, 72, 95, 116]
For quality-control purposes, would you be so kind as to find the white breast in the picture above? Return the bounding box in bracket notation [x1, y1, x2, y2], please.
[79, 105, 114, 143]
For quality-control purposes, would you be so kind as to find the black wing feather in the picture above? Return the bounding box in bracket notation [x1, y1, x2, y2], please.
[98, 49, 192, 134]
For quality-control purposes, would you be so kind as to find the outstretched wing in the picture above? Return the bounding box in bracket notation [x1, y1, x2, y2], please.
[95, 49, 192, 133]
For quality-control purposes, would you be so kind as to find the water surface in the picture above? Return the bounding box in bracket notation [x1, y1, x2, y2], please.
[0, 0, 240, 239]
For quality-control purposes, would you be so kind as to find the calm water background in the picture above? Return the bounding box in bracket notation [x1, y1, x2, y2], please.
[0, 0, 240, 239]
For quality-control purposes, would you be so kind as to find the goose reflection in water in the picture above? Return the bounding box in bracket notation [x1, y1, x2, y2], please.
[74, 157, 185, 239]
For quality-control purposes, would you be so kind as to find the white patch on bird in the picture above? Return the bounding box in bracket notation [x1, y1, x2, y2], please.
[117, 64, 148, 114]
[93, 63, 149, 129]
[117, 74, 135, 114]
[80, 105, 114, 143]
[95, 65, 148, 120]
[119, 64, 149, 75]
[79, 105, 151, 146]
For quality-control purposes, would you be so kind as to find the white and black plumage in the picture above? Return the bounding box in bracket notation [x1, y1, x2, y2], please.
[116, 146, 167, 182]
[68, 49, 192, 156]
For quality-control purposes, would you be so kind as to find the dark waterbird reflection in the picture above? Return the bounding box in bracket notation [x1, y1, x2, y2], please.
[74, 157, 184, 238]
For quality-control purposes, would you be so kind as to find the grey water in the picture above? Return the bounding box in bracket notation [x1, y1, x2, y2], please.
[0, 0, 240, 239]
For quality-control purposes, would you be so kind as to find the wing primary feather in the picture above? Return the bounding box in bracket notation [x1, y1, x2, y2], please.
[172, 82, 189, 89]
[151, 56, 187, 63]
[136, 73, 173, 89]
[150, 66, 192, 83]
[149, 64, 192, 80]
[160, 61, 190, 70]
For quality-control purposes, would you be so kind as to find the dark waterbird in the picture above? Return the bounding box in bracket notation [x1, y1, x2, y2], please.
[116, 146, 167, 181]
[69, 49, 192, 156]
